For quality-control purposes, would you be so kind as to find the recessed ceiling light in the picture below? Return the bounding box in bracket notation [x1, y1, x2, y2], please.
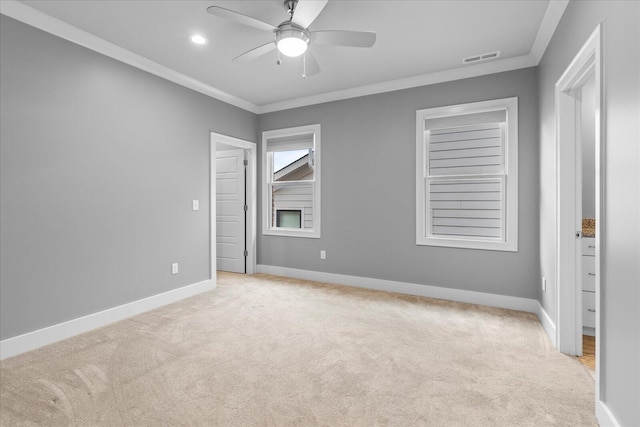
[189, 34, 208, 45]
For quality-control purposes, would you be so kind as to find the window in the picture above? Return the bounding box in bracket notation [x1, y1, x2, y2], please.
[416, 97, 518, 251]
[262, 124, 321, 238]
[276, 210, 302, 228]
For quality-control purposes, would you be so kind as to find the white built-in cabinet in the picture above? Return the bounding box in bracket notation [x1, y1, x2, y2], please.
[582, 237, 596, 334]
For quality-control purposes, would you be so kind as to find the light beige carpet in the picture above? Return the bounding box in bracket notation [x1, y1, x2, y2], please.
[1, 273, 597, 426]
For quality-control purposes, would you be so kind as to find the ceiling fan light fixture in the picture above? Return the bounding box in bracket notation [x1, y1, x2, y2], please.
[275, 25, 309, 57]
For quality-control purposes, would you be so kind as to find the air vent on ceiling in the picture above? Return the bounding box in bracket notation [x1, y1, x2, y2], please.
[463, 51, 501, 65]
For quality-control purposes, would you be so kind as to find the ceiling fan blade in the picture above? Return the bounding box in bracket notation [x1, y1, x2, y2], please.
[311, 30, 376, 47]
[233, 42, 276, 62]
[291, 0, 328, 29]
[206, 6, 276, 33]
[303, 51, 321, 77]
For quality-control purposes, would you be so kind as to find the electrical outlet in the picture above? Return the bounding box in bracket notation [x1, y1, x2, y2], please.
[320, 250, 326, 260]
[172, 263, 179, 275]
[192, 200, 199, 211]
[542, 277, 546, 292]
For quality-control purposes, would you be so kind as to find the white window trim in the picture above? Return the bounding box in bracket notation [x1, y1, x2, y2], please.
[262, 124, 321, 239]
[415, 97, 518, 251]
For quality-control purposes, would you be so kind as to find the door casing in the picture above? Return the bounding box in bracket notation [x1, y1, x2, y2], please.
[554, 23, 603, 404]
[210, 132, 257, 278]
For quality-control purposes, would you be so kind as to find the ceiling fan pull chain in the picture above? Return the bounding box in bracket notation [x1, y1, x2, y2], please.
[277, 49, 282, 65]
[303, 53, 306, 79]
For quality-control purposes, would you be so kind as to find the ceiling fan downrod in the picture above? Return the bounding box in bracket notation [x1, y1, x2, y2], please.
[284, 0, 298, 20]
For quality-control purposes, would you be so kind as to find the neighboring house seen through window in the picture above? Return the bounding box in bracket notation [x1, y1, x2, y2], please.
[416, 98, 518, 251]
[262, 124, 321, 238]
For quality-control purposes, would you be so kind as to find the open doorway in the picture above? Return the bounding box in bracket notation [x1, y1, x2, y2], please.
[555, 23, 602, 393]
[577, 72, 596, 371]
[210, 132, 256, 277]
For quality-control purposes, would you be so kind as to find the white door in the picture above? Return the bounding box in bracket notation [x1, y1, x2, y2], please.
[216, 148, 246, 273]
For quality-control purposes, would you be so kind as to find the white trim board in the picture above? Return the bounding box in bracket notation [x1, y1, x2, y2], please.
[0, 279, 214, 360]
[596, 400, 621, 427]
[0, 0, 568, 114]
[257, 264, 539, 313]
[536, 302, 557, 347]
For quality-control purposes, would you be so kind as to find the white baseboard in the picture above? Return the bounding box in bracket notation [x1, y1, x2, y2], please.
[596, 399, 621, 427]
[536, 302, 557, 346]
[0, 279, 215, 360]
[257, 265, 539, 313]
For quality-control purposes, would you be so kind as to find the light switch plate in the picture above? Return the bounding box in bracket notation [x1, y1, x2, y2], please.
[192, 200, 199, 211]
[172, 263, 179, 275]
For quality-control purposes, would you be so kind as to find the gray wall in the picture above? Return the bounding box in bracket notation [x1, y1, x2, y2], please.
[259, 67, 539, 299]
[0, 16, 258, 340]
[538, 1, 639, 425]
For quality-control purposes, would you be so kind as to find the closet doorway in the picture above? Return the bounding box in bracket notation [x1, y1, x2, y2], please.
[210, 132, 257, 276]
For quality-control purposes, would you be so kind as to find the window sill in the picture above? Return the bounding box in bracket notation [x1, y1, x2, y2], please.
[416, 236, 517, 252]
[263, 229, 321, 239]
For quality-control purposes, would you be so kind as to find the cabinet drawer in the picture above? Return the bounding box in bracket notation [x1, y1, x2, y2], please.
[582, 237, 596, 256]
[582, 291, 596, 328]
[582, 255, 596, 292]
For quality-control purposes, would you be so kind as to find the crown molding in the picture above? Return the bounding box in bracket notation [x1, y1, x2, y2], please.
[530, 0, 570, 63]
[256, 0, 568, 113]
[0, 0, 259, 114]
[1, 0, 568, 115]
[256, 54, 538, 114]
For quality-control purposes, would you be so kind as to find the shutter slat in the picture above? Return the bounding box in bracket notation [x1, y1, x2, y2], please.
[431, 200, 502, 209]
[430, 146, 501, 160]
[430, 182, 501, 193]
[271, 194, 313, 201]
[430, 128, 501, 143]
[432, 226, 501, 237]
[429, 137, 501, 152]
[431, 155, 502, 168]
[431, 192, 500, 201]
[430, 122, 501, 135]
[430, 164, 504, 176]
[432, 217, 501, 227]
[432, 209, 501, 219]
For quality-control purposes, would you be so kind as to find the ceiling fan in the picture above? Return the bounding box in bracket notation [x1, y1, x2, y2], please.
[206, 0, 376, 78]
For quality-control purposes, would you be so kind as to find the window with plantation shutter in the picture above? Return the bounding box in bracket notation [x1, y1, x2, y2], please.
[416, 98, 518, 251]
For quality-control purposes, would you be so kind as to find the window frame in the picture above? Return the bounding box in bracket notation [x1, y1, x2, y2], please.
[415, 97, 518, 251]
[262, 124, 321, 239]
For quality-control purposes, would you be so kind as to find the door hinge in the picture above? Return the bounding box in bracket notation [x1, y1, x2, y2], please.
[244, 205, 248, 211]
[243, 250, 248, 257]
[243, 159, 248, 166]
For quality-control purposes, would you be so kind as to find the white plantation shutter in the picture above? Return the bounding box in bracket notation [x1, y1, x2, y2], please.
[416, 97, 517, 251]
[428, 123, 503, 176]
[426, 122, 505, 240]
[266, 133, 314, 152]
[429, 178, 503, 238]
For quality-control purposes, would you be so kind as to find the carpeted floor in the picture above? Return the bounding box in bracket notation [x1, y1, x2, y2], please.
[1, 273, 597, 426]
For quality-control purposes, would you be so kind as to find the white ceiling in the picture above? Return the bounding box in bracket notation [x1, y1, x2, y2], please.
[3, 0, 566, 113]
